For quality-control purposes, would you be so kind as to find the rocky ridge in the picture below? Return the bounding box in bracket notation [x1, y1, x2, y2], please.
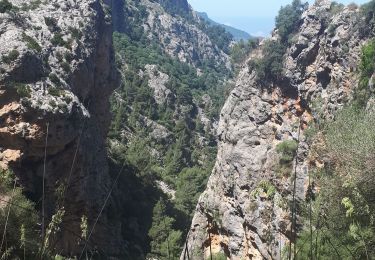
[0, 0, 120, 256]
[183, 1, 370, 259]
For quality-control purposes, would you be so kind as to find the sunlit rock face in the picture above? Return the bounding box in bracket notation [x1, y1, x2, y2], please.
[182, 1, 370, 259]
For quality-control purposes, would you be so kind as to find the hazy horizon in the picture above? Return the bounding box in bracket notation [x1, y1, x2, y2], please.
[188, 0, 370, 37]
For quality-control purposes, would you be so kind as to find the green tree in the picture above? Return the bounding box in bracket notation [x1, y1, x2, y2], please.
[148, 199, 182, 259]
[175, 167, 209, 217]
[354, 39, 375, 107]
[275, 0, 307, 43]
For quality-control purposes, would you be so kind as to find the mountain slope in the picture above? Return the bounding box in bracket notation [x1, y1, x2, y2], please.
[182, 1, 373, 259]
[197, 12, 253, 41]
[107, 0, 235, 258]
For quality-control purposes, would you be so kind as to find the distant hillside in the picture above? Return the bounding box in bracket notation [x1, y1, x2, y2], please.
[197, 12, 252, 41]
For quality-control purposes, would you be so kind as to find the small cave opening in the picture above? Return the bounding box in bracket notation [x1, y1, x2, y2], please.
[332, 39, 340, 48]
[317, 67, 332, 89]
[279, 78, 299, 100]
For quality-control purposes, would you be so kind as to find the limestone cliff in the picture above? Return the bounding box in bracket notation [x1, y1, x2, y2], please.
[0, 0, 119, 256]
[183, 1, 371, 259]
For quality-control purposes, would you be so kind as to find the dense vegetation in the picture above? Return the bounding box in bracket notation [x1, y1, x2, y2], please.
[0, 171, 71, 259]
[294, 37, 375, 259]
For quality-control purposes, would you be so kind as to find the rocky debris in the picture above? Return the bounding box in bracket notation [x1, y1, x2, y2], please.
[156, 180, 176, 199]
[139, 114, 172, 144]
[0, 0, 121, 256]
[183, 1, 370, 259]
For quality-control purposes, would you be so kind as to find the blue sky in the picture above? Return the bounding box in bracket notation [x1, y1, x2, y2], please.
[188, 0, 370, 36]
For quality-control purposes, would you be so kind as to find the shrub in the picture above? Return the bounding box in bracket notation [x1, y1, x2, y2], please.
[55, 51, 63, 61]
[230, 38, 258, 64]
[68, 26, 81, 40]
[249, 40, 286, 82]
[275, 0, 307, 43]
[0, 170, 39, 259]
[251, 180, 277, 199]
[354, 39, 375, 107]
[44, 17, 58, 31]
[61, 61, 71, 73]
[48, 86, 63, 97]
[51, 34, 72, 49]
[22, 33, 42, 52]
[276, 139, 298, 165]
[49, 73, 61, 86]
[0, 0, 13, 13]
[296, 106, 375, 259]
[2, 49, 19, 64]
[16, 84, 31, 98]
[51, 33, 65, 46]
[28, 0, 41, 9]
[64, 52, 73, 62]
[20, 0, 41, 11]
[330, 1, 345, 15]
[327, 24, 337, 37]
[207, 252, 227, 260]
[49, 99, 57, 107]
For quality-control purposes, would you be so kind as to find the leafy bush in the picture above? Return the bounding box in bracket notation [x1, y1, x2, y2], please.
[251, 180, 277, 199]
[22, 33, 42, 52]
[61, 61, 71, 73]
[249, 40, 286, 82]
[0, 170, 40, 259]
[68, 26, 82, 40]
[48, 86, 63, 97]
[276, 139, 298, 164]
[330, 1, 345, 15]
[49, 73, 61, 86]
[174, 167, 209, 217]
[247, 0, 307, 83]
[230, 38, 258, 65]
[275, 0, 307, 43]
[44, 17, 58, 31]
[2, 49, 19, 64]
[207, 252, 227, 260]
[16, 84, 31, 98]
[147, 198, 182, 259]
[353, 39, 375, 107]
[296, 106, 375, 259]
[51, 33, 65, 46]
[0, 0, 13, 13]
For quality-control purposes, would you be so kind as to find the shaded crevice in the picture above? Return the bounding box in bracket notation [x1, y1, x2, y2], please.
[317, 67, 332, 89]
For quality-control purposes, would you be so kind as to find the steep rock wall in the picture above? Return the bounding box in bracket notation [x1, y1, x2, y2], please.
[183, 1, 369, 259]
[0, 0, 120, 256]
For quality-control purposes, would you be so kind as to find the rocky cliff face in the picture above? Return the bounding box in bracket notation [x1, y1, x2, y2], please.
[0, 0, 119, 256]
[183, 1, 370, 259]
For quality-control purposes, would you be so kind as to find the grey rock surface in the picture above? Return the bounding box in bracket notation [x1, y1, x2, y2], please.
[182, 1, 370, 259]
[0, 0, 121, 256]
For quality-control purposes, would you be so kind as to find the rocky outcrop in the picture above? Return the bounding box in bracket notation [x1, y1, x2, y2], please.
[0, 0, 120, 256]
[183, 1, 369, 259]
[141, 64, 174, 105]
